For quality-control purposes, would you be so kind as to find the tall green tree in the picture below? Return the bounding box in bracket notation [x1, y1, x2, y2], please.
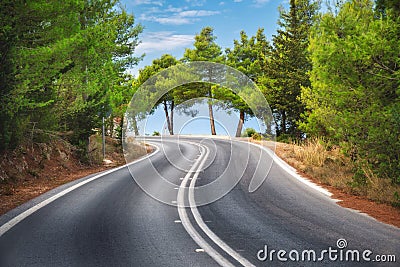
[265, 0, 319, 139]
[0, 0, 84, 149]
[224, 29, 271, 136]
[183, 27, 225, 135]
[0, 0, 24, 149]
[137, 54, 179, 135]
[0, 0, 142, 151]
[301, 0, 400, 183]
[59, 0, 142, 144]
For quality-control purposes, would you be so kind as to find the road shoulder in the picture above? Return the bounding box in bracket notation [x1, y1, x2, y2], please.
[252, 139, 400, 228]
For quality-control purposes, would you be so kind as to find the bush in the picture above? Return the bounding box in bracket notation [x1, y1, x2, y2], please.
[276, 133, 293, 143]
[251, 132, 262, 141]
[243, 128, 256, 137]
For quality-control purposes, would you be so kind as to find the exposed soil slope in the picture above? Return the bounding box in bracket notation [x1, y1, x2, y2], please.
[0, 136, 149, 215]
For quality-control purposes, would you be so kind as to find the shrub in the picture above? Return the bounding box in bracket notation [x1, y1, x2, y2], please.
[251, 132, 262, 140]
[243, 128, 256, 137]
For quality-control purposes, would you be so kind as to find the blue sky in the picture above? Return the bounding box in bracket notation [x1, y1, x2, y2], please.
[121, 0, 287, 76]
[120, 0, 287, 136]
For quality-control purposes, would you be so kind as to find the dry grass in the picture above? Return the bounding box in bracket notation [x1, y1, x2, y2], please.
[273, 138, 400, 206]
[292, 138, 328, 167]
[123, 136, 151, 163]
[353, 164, 399, 204]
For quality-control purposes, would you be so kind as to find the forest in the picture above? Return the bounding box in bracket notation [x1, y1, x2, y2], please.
[0, 0, 399, 189]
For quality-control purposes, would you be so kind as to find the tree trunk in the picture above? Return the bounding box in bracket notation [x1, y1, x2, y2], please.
[170, 100, 174, 135]
[235, 110, 245, 137]
[207, 68, 216, 136]
[163, 100, 172, 135]
[209, 102, 216, 135]
[266, 119, 272, 138]
[208, 87, 216, 135]
[132, 116, 139, 136]
[108, 116, 114, 138]
[281, 111, 287, 135]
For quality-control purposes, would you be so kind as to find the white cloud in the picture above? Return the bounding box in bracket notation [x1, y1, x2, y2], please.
[219, 2, 225, 6]
[165, 6, 185, 13]
[233, 0, 243, 2]
[252, 0, 270, 6]
[179, 10, 220, 17]
[185, 0, 206, 7]
[156, 16, 192, 25]
[132, 0, 164, 6]
[139, 14, 192, 25]
[139, 9, 221, 25]
[136, 32, 194, 54]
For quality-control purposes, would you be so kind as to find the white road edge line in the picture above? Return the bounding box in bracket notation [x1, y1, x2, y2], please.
[0, 144, 160, 238]
[245, 141, 333, 197]
[177, 143, 235, 267]
[188, 144, 256, 267]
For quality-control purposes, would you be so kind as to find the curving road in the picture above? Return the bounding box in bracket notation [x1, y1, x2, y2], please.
[0, 136, 398, 266]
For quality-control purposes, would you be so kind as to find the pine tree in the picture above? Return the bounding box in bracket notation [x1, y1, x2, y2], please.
[183, 27, 224, 135]
[265, 0, 319, 139]
[224, 29, 271, 136]
[136, 54, 179, 135]
[301, 0, 400, 183]
[0, 0, 142, 150]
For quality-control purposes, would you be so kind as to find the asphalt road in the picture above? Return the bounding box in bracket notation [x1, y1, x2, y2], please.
[0, 136, 398, 266]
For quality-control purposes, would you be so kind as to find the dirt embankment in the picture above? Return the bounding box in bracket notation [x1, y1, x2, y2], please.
[0, 135, 150, 216]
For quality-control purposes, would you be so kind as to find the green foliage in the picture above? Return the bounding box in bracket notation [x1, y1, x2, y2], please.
[183, 27, 225, 63]
[393, 191, 400, 207]
[225, 29, 270, 82]
[264, 0, 319, 139]
[276, 133, 294, 143]
[301, 0, 400, 183]
[136, 54, 179, 135]
[375, 0, 400, 17]
[0, 0, 142, 152]
[252, 132, 262, 140]
[244, 128, 256, 137]
[183, 27, 225, 135]
[224, 29, 271, 136]
[242, 128, 262, 140]
[152, 131, 160, 136]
